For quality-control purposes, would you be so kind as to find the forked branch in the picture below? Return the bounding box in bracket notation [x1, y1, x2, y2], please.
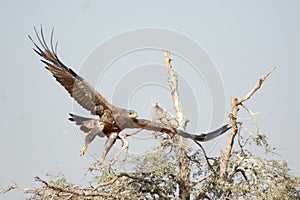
[219, 67, 276, 177]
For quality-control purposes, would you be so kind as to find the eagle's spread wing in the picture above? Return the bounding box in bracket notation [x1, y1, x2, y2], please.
[130, 119, 231, 142]
[176, 124, 231, 142]
[29, 27, 114, 116]
[131, 119, 177, 134]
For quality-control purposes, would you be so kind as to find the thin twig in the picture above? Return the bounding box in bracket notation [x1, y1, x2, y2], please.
[92, 173, 138, 191]
[193, 141, 215, 172]
[241, 104, 259, 135]
[237, 67, 276, 104]
[237, 122, 248, 152]
[190, 171, 213, 187]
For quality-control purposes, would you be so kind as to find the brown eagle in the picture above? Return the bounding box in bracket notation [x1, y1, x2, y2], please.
[29, 27, 231, 164]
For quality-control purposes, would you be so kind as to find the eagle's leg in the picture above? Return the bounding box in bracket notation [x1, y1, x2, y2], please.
[110, 135, 129, 165]
[80, 130, 98, 156]
[99, 133, 118, 165]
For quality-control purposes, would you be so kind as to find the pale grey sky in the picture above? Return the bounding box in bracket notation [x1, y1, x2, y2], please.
[1, 1, 300, 199]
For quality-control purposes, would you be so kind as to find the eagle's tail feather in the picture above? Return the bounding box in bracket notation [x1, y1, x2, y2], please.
[69, 113, 98, 133]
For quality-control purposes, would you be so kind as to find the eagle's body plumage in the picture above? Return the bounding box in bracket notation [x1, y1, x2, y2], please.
[29, 28, 231, 164]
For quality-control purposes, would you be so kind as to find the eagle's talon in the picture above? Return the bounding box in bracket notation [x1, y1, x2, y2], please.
[98, 157, 104, 165]
[80, 146, 87, 156]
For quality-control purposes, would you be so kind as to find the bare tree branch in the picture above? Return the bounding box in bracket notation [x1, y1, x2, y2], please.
[163, 50, 189, 129]
[163, 49, 191, 199]
[1, 182, 42, 195]
[220, 67, 275, 177]
[2, 177, 120, 199]
[34, 176, 119, 199]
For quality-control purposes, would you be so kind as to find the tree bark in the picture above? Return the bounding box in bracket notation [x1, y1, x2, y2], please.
[164, 50, 190, 200]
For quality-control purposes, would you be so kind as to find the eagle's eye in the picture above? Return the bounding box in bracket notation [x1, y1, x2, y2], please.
[128, 110, 137, 119]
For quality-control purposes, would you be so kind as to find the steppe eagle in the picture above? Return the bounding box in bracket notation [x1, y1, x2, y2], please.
[29, 27, 231, 164]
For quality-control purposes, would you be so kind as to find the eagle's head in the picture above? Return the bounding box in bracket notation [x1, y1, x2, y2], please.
[128, 110, 138, 119]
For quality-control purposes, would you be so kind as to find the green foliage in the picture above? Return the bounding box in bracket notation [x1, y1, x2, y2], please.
[3, 131, 300, 199]
[198, 151, 300, 199]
